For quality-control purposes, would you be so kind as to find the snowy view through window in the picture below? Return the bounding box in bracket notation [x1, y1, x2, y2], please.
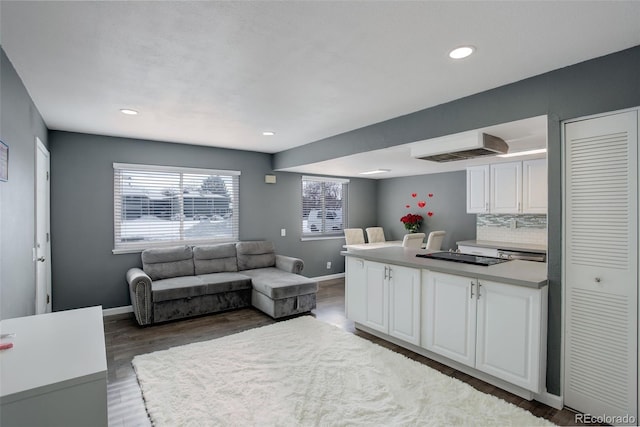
[114, 166, 239, 249]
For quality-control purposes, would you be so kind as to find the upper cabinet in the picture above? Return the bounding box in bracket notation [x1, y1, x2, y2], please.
[491, 162, 522, 213]
[467, 159, 547, 214]
[466, 165, 490, 213]
[521, 159, 547, 214]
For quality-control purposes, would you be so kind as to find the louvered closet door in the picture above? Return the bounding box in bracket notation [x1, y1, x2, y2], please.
[564, 109, 638, 421]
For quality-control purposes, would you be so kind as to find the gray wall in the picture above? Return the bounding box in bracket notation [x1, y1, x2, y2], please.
[0, 48, 48, 320]
[48, 131, 377, 311]
[275, 45, 640, 396]
[377, 171, 475, 249]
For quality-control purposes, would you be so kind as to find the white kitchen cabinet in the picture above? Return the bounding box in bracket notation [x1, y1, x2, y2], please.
[422, 271, 546, 392]
[389, 265, 421, 345]
[468, 160, 547, 214]
[364, 261, 388, 333]
[522, 159, 547, 213]
[345, 257, 366, 324]
[423, 271, 477, 367]
[466, 165, 490, 213]
[475, 279, 544, 392]
[346, 259, 421, 343]
[491, 162, 522, 213]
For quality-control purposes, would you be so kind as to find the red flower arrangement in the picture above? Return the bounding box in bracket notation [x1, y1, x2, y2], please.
[400, 213, 423, 233]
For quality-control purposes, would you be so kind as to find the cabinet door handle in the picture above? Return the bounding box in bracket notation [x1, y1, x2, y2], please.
[470, 281, 475, 299]
[384, 266, 388, 280]
[485, 202, 489, 212]
[477, 283, 482, 299]
[388, 267, 393, 280]
[518, 201, 521, 212]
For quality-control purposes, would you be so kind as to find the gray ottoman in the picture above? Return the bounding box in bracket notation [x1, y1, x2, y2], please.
[236, 241, 318, 318]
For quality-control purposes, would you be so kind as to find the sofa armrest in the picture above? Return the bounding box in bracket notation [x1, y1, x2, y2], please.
[275, 254, 304, 274]
[126, 268, 153, 326]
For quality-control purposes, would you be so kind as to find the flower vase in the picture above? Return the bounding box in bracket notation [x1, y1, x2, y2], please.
[406, 224, 420, 233]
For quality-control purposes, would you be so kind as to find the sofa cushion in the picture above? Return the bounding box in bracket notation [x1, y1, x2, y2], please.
[236, 241, 276, 271]
[242, 268, 318, 300]
[142, 245, 194, 281]
[197, 272, 252, 294]
[193, 244, 238, 274]
[151, 276, 206, 302]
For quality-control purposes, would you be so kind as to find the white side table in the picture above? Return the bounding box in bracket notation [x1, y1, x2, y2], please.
[1, 306, 107, 427]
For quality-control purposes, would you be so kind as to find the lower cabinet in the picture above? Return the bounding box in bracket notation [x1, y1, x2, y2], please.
[422, 271, 545, 392]
[345, 257, 547, 394]
[345, 257, 366, 324]
[346, 259, 421, 345]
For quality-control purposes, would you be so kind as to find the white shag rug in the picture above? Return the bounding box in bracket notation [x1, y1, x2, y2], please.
[132, 316, 554, 426]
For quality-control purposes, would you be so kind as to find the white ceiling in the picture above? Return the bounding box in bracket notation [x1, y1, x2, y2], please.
[2, 1, 639, 175]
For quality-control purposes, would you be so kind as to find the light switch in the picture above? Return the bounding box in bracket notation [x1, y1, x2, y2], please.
[281, 228, 286, 237]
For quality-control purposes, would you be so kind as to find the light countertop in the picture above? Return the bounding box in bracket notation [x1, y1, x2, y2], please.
[456, 239, 547, 254]
[343, 246, 548, 289]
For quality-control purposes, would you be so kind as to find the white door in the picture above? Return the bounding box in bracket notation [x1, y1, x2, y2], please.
[388, 265, 421, 345]
[475, 279, 543, 392]
[564, 109, 638, 420]
[35, 138, 51, 314]
[522, 158, 548, 214]
[466, 165, 490, 213]
[422, 271, 477, 367]
[364, 261, 388, 333]
[490, 162, 522, 213]
[345, 257, 366, 324]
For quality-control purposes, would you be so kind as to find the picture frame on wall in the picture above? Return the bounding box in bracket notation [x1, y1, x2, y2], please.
[0, 140, 7, 182]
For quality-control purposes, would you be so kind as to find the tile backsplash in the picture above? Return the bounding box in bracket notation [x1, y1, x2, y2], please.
[476, 214, 547, 246]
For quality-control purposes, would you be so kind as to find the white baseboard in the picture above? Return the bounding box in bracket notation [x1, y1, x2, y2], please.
[103, 305, 133, 317]
[534, 390, 563, 410]
[312, 272, 345, 281]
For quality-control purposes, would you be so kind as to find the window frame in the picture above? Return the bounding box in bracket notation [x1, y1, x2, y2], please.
[301, 175, 349, 240]
[113, 163, 240, 253]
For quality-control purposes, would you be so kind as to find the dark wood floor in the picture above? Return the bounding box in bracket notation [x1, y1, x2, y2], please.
[105, 278, 587, 426]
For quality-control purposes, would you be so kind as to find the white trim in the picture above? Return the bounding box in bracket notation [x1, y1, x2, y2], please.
[311, 272, 345, 281]
[103, 305, 133, 317]
[302, 175, 349, 183]
[113, 162, 241, 176]
[534, 390, 563, 410]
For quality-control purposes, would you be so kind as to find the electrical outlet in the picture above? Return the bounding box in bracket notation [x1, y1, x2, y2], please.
[326, 261, 332, 269]
[281, 228, 286, 237]
[510, 219, 517, 229]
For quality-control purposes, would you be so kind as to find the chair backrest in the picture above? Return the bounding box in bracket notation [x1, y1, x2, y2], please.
[402, 233, 426, 248]
[366, 227, 386, 243]
[426, 231, 446, 251]
[344, 228, 365, 245]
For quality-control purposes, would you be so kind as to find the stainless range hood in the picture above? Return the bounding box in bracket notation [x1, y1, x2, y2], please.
[410, 132, 508, 162]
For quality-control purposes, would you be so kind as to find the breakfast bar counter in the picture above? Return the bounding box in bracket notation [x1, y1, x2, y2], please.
[342, 246, 548, 288]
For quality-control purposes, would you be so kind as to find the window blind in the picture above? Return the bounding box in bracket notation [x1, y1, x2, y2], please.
[301, 175, 349, 237]
[113, 163, 240, 252]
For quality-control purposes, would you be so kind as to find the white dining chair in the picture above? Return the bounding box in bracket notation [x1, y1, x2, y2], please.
[344, 228, 365, 245]
[426, 231, 446, 251]
[365, 227, 386, 243]
[402, 233, 426, 248]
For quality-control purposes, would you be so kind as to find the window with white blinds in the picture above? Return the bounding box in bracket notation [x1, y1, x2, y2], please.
[113, 163, 240, 252]
[301, 176, 348, 237]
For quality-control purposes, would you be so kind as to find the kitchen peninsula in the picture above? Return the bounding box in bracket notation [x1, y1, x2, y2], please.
[343, 246, 549, 403]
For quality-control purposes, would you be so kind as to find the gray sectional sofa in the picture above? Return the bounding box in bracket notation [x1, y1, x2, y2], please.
[126, 241, 318, 325]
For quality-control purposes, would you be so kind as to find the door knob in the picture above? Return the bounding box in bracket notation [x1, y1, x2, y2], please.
[37, 257, 46, 262]
[594, 277, 601, 283]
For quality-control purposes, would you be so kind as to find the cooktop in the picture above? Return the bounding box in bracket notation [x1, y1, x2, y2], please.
[416, 251, 510, 266]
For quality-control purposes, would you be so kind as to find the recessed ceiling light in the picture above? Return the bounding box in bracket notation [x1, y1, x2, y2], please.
[449, 46, 475, 59]
[497, 148, 547, 158]
[360, 169, 391, 175]
[120, 109, 138, 115]
[262, 131, 275, 136]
